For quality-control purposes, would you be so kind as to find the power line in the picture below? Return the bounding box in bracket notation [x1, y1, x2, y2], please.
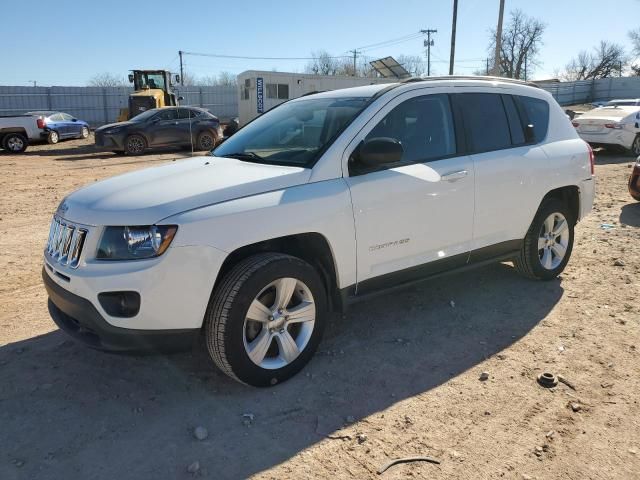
[182, 51, 351, 61]
[357, 32, 424, 52]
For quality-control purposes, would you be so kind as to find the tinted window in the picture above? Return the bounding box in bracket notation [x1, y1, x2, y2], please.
[176, 108, 192, 119]
[502, 95, 525, 145]
[154, 109, 178, 121]
[49, 113, 64, 122]
[365, 94, 456, 164]
[518, 96, 549, 143]
[456, 93, 511, 153]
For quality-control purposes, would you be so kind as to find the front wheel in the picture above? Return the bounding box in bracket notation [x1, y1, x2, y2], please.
[514, 198, 574, 280]
[205, 253, 327, 387]
[124, 134, 146, 155]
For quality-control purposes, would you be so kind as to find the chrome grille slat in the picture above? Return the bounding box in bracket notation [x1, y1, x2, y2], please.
[45, 216, 87, 269]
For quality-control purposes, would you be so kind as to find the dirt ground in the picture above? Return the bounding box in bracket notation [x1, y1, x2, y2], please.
[0, 137, 639, 480]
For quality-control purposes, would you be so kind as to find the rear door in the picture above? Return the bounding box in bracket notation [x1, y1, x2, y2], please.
[451, 92, 550, 254]
[60, 113, 81, 137]
[48, 113, 66, 136]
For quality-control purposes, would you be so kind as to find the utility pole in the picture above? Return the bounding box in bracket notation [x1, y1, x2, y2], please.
[178, 50, 184, 86]
[492, 0, 505, 76]
[29, 80, 36, 87]
[348, 49, 360, 76]
[449, 0, 458, 75]
[421, 29, 438, 76]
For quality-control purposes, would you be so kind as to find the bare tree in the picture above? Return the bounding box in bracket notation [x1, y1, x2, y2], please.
[630, 29, 640, 76]
[397, 55, 426, 77]
[88, 72, 127, 87]
[198, 72, 237, 86]
[305, 51, 340, 75]
[487, 9, 546, 79]
[561, 41, 627, 80]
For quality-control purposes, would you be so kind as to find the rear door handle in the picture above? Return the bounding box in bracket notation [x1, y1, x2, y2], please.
[441, 170, 468, 182]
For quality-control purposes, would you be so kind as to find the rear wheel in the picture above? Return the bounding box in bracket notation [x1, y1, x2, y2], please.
[124, 134, 146, 155]
[2, 133, 28, 153]
[205, 253, 327, 387]
[80, 126, 90, 139]
[514, 198, 574, 280]
[47, 130, 59, 144]
[196, 131, 216, 151]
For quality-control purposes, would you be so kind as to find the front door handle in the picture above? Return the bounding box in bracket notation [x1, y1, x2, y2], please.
[441, 170, 468, 182]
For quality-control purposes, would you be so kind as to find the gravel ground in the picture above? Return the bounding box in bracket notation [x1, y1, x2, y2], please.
[0, 137, 639, 480]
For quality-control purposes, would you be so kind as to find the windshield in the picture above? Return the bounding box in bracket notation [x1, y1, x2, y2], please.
[212, 96, 370, 167]
[133, 72, 166, 91]
[129, 109, 159, 122]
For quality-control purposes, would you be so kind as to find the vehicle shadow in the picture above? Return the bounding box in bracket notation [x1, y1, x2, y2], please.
[0, 262, 563, 480]
[619, 202, 640, 227]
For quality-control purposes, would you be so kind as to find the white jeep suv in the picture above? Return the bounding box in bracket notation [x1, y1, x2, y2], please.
[43, 77, 595, 386]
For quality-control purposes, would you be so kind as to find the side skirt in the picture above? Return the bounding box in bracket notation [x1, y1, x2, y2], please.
[339, 240, 522, 310]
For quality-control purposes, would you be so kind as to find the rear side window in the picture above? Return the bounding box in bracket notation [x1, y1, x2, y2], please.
[518, 96, 549, 143]
[454, 93, 511, 153]
[502, 95, 525, 145]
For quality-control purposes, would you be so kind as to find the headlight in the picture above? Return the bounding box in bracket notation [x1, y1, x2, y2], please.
[103, 127, 124, 135]
[96, 225, 178, 260]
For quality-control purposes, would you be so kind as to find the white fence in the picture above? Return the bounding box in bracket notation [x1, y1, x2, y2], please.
[0, 85, 239, 127]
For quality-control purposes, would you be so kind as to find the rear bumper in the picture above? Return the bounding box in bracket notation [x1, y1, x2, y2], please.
[579, 129, 636, 150]
[43, 267, 199, 352]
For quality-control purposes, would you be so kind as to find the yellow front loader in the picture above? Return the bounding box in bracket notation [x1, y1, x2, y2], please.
[117, 70, 182, 122]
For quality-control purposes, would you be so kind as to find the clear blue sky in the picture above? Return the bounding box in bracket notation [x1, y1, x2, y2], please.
[2, 0, 638, 86]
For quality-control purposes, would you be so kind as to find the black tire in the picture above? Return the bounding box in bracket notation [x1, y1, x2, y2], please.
[630, 135, 640, 157]
[514, 198, 575, 280]
[124, 134, 146, 155]
[2, 133, 28, 153]
[205, 253, 327, 387]
[47, 130, 59, 144]
[196, 131, 216, 151]
[80, 126, 90, 139]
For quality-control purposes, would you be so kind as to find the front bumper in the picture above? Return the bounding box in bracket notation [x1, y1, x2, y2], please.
[43, 268, 199, 352]
[94, 131, 125, 149]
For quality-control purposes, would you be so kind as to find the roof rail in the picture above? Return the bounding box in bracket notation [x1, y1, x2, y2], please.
[401, 75, 541, 89]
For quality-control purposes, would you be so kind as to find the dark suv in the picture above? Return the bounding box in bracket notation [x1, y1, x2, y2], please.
[95, 107, 222, 155]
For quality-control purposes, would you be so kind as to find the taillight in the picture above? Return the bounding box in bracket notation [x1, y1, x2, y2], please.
[586, 142, 595, 176]
[571, 121, 579, 128]
[36, 117, 45, 129]
[604, 123, 622, 129]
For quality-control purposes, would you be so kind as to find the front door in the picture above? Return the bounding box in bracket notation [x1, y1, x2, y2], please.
[345, 90, 475, 293]
[149, 108, 182, 145]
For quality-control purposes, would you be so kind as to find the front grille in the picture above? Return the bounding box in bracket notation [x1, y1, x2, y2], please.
[46, 216, 87, 269]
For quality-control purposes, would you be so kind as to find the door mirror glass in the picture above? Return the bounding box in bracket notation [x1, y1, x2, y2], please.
[128, 74, 134, 83]
[72, 118, 77, 122]
[357, 137, 404, 168]
[175, 75, 180, 84]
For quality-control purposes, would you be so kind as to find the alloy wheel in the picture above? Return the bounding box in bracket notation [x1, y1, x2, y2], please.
[632, 136, 640, 156]
[242, 277, 316, 370]
[538, 212, 570, 270]
[200, 134, 214, 150]
[81, 127, 89, 139]
[7, 137, 24, 152]
[127, 136, 145, 154]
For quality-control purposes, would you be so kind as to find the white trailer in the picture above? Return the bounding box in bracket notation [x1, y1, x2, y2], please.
[237, 70, 393, 125]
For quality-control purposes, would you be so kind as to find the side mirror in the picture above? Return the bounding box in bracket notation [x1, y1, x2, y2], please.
[524, 124, 536, 143]
[128, 74, 134, 83]
[178, 96, 184, 102]
[356, 137, 403, 169]
[175, 75, 180, 84]
[72, 118, 77, 122]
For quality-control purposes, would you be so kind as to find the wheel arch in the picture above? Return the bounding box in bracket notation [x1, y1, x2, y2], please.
[213, 232, 342, 312]
[540, 185, 580, 224]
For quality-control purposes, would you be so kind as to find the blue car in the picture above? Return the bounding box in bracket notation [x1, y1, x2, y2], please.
[26, 111, 90, 144]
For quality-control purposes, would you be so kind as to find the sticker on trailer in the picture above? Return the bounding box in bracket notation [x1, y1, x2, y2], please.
[256, 77, 264, 114]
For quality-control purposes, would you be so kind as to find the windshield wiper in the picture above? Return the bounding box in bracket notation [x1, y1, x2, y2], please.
[218, 151, 264, 162]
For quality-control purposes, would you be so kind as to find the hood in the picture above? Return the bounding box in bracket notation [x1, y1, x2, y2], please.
[59, 157, 311, 225]
[95, 121, 134, 132]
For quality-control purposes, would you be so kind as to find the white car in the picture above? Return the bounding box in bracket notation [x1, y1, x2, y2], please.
[572, 105, 640, 155]
[43, 76, 595, 386]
